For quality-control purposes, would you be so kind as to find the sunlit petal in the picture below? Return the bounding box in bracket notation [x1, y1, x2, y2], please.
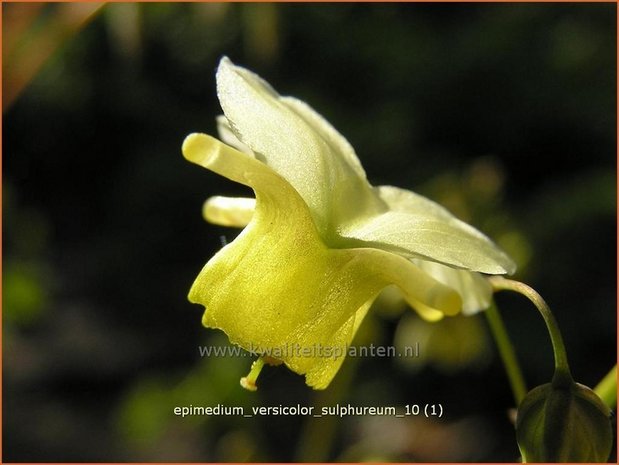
[216, 57, 382, 237]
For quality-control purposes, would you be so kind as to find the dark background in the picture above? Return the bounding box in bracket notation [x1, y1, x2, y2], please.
[3, 3, 616, 462]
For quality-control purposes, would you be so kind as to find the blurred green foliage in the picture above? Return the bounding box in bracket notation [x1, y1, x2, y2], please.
[3, 3, 615, 462]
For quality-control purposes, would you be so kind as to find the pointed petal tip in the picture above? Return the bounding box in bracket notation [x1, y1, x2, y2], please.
[217, 57, 235, 80]
[218, 55, 232, 68]
[484, 247, 517, 276]
[216, 56, 238, 83]
[494, 255, 518, 276]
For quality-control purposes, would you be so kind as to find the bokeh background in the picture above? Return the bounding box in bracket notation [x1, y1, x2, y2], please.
[3, 3, 616, 462]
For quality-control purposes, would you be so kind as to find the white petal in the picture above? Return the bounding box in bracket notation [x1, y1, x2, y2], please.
[215, 57, 381, 237]
[340, 210, 514, 274]
[280, 96, 367, 180]
[216, 115, 254, 155]
[339, 185, 516, 275]
[377, 185, 461, 220]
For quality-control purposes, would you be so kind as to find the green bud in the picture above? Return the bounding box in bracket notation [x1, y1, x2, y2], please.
[516, 378, 613, 462]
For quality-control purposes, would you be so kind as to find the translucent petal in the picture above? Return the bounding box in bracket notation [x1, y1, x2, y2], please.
[411, 259, 492, 315]
[215, 57, 382, 238]
[338, 185, 516, 275]
[216, 115, 254, 155]
[377, 185, 464, 220]
[280, 96, 367, 180]
[203, 196, 255, 227]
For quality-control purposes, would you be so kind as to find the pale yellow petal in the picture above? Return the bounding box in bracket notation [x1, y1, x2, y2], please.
[337, 185, 516, 275]
[202, 196, 255, 227]
[184, 60, 519, 390]
[352, 247, 462, 321]
[184, 135, 463, 388]
[303, 299, 372, 389]
[215, 57, 383, 238]
[280, 96, 367, 180]
[411, 259, 493, 315]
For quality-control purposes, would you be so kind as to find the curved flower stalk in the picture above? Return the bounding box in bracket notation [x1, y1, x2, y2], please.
[183, 57, 516, 389]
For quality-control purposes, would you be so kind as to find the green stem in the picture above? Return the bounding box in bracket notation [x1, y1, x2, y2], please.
[488, 276, 573, 388]
[594, 365, 617, 410]
[485, 301, 527, 405]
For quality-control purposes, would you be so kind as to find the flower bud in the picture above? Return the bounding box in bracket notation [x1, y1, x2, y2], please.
[516, 379, 613, 462]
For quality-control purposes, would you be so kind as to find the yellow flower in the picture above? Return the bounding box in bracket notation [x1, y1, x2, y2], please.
[183, 57, 516, 390]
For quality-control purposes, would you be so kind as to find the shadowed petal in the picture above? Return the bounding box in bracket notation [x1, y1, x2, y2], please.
[411, 259, 493, 315]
